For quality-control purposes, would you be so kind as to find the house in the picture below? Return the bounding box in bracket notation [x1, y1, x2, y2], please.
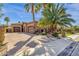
[23, 21, 38, 33]
[11, 23, 23, 32]
[5, 21, 38, 33]
[6, 26, 12, 33]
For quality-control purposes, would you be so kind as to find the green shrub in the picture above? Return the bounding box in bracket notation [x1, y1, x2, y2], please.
[52, 32, 59, 37]
[40, 32, 47, 35]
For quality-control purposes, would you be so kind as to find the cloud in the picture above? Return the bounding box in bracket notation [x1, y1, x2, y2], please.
[1, 3, 79, 25]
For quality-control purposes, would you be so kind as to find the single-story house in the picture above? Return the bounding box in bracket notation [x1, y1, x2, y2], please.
[5, 21, 39, 33]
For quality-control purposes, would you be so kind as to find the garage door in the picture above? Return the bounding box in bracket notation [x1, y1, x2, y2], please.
[13, 27, 20, 32]
[6, 29, 12, 33]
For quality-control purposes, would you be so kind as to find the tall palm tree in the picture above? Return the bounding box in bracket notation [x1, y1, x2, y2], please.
[0, 4, 4, 25]
[38, 3, 75, 36]
[0, 4, 4, 18]
[0, 4, 4, 45]
[43, 3, 47, 8]
[24, 3, 41, 24]
[4, 17, 10, 26]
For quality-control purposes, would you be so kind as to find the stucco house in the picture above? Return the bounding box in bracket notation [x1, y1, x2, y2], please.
[5, 21, 38, 33]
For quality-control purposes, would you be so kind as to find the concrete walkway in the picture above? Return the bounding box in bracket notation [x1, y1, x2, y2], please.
[58, 42, 78, 56]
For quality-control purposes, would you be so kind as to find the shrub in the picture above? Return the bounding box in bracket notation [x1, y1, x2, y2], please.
[0, 27, 5, 46]
[52, 32, 59, 37]
[40, 32, 47, 35]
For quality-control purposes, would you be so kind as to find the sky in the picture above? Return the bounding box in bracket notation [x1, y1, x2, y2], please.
[0, 3, 79, 25]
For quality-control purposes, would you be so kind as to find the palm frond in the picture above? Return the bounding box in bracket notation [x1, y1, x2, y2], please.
[24, 4, 30, 12]
[35, 4, 42, 13]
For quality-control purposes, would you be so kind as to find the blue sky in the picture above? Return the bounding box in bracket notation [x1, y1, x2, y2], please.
[0, 3, 79, 25]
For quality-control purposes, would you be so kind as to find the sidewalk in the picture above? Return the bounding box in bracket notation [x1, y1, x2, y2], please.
[68, 34, 79, 41]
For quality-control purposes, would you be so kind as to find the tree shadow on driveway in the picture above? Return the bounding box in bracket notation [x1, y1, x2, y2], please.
[6, 35, 34, 56]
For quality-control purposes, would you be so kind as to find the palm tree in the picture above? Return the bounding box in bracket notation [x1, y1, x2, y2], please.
[43, 3, 47, 8]
[0, 4, 5, 46]
[24, 3, 41, 26]
[0, 4, 4, 25]
[38, 3, 75, 37]
[4, 17, 10, 26]
[0, 4, 4, 18]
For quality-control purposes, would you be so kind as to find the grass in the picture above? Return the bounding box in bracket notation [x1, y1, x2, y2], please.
[66, 33, 73, 37]
[66, 32, 79, 41]
[76, 33, 79, 35]
[75, 38, 79, 41]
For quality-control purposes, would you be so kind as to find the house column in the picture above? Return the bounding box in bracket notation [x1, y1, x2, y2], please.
[20, 26, 22, 32]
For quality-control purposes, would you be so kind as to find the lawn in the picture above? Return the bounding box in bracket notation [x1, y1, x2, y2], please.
[66, 33, 73, 37]
[74, 37, 79, 41]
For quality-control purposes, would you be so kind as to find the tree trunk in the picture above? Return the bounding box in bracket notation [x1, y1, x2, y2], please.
[62, 31, 65, 37]
[32, 3, 35, 22]
[61, 27, 66, 37]
[51, 24, 57, 33]
[43, 3, 47, 8]
[6, 22, 8, 26]
[32, 3, 36, 32]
